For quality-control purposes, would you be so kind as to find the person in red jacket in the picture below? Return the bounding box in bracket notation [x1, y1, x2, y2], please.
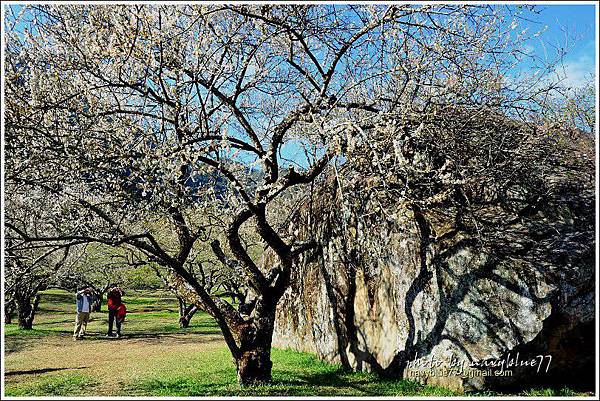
[106, 287, 124, 338]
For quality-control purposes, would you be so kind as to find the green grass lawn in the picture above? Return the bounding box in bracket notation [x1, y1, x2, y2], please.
[2, 290, 590, 397]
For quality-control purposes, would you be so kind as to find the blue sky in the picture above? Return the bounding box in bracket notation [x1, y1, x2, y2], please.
[5, 3, 595, 91]
[514, 4, 596, 88]
[278, 4, 598, 166]
[4, 3, 596, 168]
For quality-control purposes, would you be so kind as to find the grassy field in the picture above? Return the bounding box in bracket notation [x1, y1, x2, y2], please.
[2, 290, 588, 397]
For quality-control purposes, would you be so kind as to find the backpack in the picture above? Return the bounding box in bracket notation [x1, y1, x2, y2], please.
[116, 303, 127, 322]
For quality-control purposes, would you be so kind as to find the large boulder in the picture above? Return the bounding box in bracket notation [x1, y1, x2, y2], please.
[273, 109, 595, 392]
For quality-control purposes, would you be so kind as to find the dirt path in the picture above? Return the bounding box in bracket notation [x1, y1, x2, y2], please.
[4, 332, 226, 395]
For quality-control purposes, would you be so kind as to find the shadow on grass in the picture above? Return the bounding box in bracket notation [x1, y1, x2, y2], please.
[4, 372, 97, 397]
[4, 328, 73, 354]
[35, 318, 78, 326]
[125, 307, 180, 314]
[74, 331, 224, 346]
[4, 327, 72, 337]
[274, 368, 380, 396]
[126, 330, 222, 337]
[5, 366, 88, 377]
[136, 366, 439, 397]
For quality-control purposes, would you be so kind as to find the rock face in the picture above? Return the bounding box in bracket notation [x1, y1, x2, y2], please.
[272, 110, 595, 392]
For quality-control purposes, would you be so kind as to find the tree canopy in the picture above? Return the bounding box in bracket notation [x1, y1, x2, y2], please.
[4, 4, 590, 384]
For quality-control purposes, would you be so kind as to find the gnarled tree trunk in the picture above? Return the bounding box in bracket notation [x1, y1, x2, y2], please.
[92, 291, 103, 312]
[92, 282, 113, 312]
[178, 297, 198, 328]
[4, 298, 16, 324]
[234, 302, 277, 385]
[17, 294, 40, 330]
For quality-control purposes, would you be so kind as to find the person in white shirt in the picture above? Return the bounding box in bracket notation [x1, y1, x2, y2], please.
[73, 287, 93, 340]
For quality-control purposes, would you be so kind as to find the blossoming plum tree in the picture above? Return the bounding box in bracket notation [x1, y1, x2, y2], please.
[4, 4, 564, 384]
